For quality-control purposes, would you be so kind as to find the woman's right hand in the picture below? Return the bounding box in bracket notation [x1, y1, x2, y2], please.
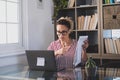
[55, 46, 70, 56]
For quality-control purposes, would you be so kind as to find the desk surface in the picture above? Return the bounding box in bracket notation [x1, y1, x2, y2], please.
[0, 64, 120, 80]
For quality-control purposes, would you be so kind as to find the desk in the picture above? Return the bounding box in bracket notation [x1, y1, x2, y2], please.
[0, 64, 120, 80]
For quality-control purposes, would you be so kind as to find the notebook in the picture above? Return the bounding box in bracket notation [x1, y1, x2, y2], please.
[26, 50, 57, 71]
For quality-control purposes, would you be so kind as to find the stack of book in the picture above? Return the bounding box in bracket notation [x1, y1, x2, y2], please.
[103, 0, 120, 4]
[104, 38, 120, 54]
[67, 0, 75, 8]
[103, 0, 115, 4]
[105, 68, 120, 77]
[77, 13, 98, 30]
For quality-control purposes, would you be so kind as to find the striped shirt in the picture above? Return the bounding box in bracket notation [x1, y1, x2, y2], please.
[47, 39, 77, 70]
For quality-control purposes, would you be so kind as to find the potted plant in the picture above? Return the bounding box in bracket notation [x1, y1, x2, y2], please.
[85, 57, 97, 77]
[52, 0, 68, 18]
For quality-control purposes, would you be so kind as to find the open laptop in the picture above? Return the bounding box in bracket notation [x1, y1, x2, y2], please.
[26, 50, 57, 71]
[28, 70, 56, 80]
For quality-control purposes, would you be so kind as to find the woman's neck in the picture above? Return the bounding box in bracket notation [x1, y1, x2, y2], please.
[60, 38, 73, 47]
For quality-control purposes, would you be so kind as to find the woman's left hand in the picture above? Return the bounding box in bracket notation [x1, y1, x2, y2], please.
[82, 39, 89, 50]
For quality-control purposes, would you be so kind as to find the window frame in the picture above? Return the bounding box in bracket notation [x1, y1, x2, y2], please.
[0, 0, 26, 57]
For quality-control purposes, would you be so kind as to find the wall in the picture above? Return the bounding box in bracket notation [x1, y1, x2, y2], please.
[0, 0, 54, 67]
[28, 0, 54, 50]
[0, 54, 27, 66]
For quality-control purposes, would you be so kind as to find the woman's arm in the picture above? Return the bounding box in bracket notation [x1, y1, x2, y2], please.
[54, 46, 70, 56]
[81, 39, 89, 62]
[81, 49, 88, 62]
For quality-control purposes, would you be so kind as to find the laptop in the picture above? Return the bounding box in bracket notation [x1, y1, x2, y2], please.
[28, 70, 57, 80]
[26, 50, 57, 71]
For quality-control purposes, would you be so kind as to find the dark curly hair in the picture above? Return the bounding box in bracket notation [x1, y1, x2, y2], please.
[56, 17, 73, 31]
[56, 17, 74, 39]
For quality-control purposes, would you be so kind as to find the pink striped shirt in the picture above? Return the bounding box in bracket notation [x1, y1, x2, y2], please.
[47, 39, 77, 70]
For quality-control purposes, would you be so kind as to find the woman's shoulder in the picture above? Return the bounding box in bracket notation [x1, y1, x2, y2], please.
[48, 39, 60, 50]
[50, 39, 60, 45]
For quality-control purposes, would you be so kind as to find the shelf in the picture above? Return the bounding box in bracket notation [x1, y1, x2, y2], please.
[103, 3, 120, 6]
[101, 54, 120, 59]
[54, 0, 120, 66]
[63, 7, 75, 10]
[87, 54, 101, 59]
[76, 29, 98, 32]
[76, 5, 97, 8]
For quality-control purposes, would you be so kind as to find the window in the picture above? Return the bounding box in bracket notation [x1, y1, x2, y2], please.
[0, 0, 24, 56]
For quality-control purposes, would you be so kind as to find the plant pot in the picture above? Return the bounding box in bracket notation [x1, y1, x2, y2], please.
[85, 66, 97, 77]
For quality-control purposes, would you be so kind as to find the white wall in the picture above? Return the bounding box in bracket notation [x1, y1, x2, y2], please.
[28, 0, 54, 50]
[0, 0, 54, 67]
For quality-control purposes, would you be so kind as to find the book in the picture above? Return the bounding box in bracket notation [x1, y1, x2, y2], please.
[110, 0, 114, 3]
[115, 38, 120, 54]
[109, 38, 115, 53]
[89, 13, 98, 30]
[81, 15, 85, 30]
[78, 16, 82, 30]
[107, 38, 112, 53]
[86, 15, 91, 30]
[67, 0, 71, 8]
[83, 15, 88, 30]
[115, 0, 120, 3]
[68, 0, 75, 8]
[89, 14, 94, 30]
[103, 0, 105, 4]
[104, 38, 109, 53]
[105, 0, 110, 4]
[92, 13, 98, 30]
[112, 38, 118, 54]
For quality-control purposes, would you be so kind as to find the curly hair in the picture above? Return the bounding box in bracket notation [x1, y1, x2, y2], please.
[56, 17, 74, 31]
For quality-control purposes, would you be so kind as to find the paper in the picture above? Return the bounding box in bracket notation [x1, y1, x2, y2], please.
[74, 68, 82, 80]
[113, 77, 120, 80]
[73, 36, 88, 67]
[37, 57, 45, 66]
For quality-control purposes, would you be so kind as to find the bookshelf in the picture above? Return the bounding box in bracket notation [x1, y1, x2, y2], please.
[101, 0, 120, 65]
[53, 0, 120, 66]
[101, 1, 120, 56]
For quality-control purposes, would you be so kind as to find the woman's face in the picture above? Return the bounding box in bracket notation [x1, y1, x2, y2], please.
[56, 24, 70, 41]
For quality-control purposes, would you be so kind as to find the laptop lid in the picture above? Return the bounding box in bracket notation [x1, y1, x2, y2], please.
[26, 50, 57, 71]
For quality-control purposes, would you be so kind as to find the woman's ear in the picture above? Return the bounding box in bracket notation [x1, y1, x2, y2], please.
[69, 29, 73, 33]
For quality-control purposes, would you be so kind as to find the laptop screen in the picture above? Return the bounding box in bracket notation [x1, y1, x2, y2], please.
[26, 50, 57, 71]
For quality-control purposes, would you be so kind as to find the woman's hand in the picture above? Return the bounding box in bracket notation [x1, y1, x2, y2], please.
[81, 39, 89, 62]
[55, 46, 70, 56]
[82, 39, 89, 50]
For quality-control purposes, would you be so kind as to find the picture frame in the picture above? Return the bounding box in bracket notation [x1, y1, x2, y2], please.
[37, 0, 43, 9]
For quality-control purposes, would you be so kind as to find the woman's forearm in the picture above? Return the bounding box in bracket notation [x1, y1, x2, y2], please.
[81, 49, 88, 62]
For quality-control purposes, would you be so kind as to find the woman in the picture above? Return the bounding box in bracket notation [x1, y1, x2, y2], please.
[48, 17, 88, 70]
